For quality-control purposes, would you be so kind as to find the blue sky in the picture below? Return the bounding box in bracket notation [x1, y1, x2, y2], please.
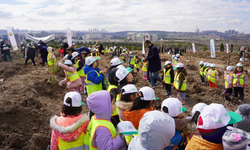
[0, 0, 249, 33]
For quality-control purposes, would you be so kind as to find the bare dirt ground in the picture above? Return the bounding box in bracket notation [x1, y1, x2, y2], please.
[0, 50, 249, 149]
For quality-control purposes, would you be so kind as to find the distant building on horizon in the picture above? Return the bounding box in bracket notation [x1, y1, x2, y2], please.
[127, 33, 158, 41]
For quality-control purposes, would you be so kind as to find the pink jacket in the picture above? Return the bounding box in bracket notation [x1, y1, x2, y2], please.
[233, 72, 248, 88]
[50, 114, 89, 150]
[59, 64, 82, 88]
[224, 71, 233, 89]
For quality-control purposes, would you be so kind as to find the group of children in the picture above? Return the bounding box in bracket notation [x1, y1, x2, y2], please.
[199, 61, 248, 102]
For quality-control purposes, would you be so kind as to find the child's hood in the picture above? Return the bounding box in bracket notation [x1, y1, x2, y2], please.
[174, 118, 187, 131]
[47, 47, 53, 53]
[50, 115, 88, 142]
[86, 90, 111, 120]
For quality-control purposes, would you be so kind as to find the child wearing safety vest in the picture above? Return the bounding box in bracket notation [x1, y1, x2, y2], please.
[161, 98, 189, 150]
[50, 92, 89, 150]
[198, 61, 205, 84]
[85, 91, 125, 150]
[107, 68, 120, 128]
[163, 61, 174, 96]
[128, 52, 135, 69]
[174, 63, 187, 104]
[83, 56, 106, 96]
[232, 63, 248, 102]
[222, 66, 234, 97]
[58, 60, 82, 92]
[72, 52, 85, 95]
[208, 64, 219, 88]
[47, 46, 56, 67]
[203, 63, 210, 85]
[142, 58, 148, 80]
[171, 55, 175, 65]
[134, 56, 141, 73]
[176, 54, 182, 63]
[173, 57, 178, 68]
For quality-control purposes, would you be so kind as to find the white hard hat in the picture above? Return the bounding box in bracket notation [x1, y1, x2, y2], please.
[86, 56, 99, 66]
[164, 61, 171, 67]
[64, 60, 72, 65]
[72, 52, 79, 59]
[236, 63, 243, 67]
[210, 64, 216, 68]
[199, 61, 204, 65]
[226, 66, 234, 71]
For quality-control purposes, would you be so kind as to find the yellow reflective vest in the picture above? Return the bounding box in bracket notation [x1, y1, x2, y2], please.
[164, 69, 172, 84]
[233, 73, 245, 85]
[47, 52, 56, 66]
[85, 116, 117, 150]
[224, 73, 232, 88]
[130, 56, 135, 65]
[85, 70, 102, 95]
[107, 85, 119, 117]
[174, 72, 187, 91]
[66, 70, 80, 82]
[58, 132, 86, 150]
[200, 66, 204, 76]
[209, 70, 217, 84]
[75, 59, 85, 77]
[142, 62, 147, 72]
[134, 59, 141, 68]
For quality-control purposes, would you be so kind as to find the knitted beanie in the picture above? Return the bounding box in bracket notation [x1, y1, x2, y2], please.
[234, 104, 250, 132]
[222, 126, 250, 150]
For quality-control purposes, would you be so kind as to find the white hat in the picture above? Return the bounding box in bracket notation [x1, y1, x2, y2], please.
[176, 54, 180, 57]
[204, 63, 207, 67]
[114, 46, 117, 48]
[121, 84, 138, 95]
[73, 43, 75, 45]
[174, 63, 184, 70]
[129, 52, 133, 54]
[96, 49, 99, 52]
[111, 58, 122, 66]
[210, 63, 216, 68]
[207, 63, 211, 67]
[86, 56, 99, 66]
[123, 49, 126, 51]
[226, 66, 234, 71]
[47, 46, 53, 53]
[199, 61, 204, 65]
[172, 55, 175, 58]
[174, 57, 177, 61]
[116, 68, 130, 82]
[64, 60, 73, 65]
[138, 86, 157, 101]
[64, 92, 84, 107]
[72, 52, 79, 59]
[240, 58, 244, 62]
[164, 61, 171, 67]
[197, 103, 242, 130]
[236, 63, 243, 67]
[161, 98, 187, 117]
[192, 103, 207, 117]
[117, 121, 138, 135]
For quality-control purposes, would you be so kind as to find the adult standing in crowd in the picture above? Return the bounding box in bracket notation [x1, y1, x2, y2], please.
[145, 40, 163, 87]
[25, 43, 36, 67]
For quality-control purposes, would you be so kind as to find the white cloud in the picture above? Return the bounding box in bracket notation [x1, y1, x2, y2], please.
[0, 0, 249, 33]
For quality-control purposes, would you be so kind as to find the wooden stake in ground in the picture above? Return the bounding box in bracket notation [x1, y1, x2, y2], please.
[228, 52, 230, 66]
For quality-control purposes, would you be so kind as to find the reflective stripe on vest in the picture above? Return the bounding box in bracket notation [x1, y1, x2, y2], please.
[58, 132, 86, 150]
[174, 72, 187, 91]
[75, 59, 85, 77]
[224, 73, 232, 88]
[130, 56, 135, 65]
[85, 70, 102, 95]
[66, 71, 80, 82]
[209, 70, 217, 83]
[164, 69, 172, 84]
[233, 73, 245, 85]
[142, 62, 147, 72]
[89, 116, 117, 150]
[200, 67, 204, 76]
[204, 68, 208, 76]
[47, 53, 56, 66]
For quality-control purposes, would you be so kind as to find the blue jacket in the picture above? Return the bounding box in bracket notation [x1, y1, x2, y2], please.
[147, 44, 161, 72]
[67, 55, 75, 64]
[40, 46, 48, 58]
[128, 55, 134, 64]
[75, 46, 91, 54]
[84, 64, 104, 84]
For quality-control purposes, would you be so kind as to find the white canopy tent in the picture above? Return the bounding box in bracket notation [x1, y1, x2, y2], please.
[24, 33, 55, 43]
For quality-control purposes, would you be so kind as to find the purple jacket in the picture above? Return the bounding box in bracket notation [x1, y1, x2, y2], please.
[87, 90, 125, 150]
[147, 44, 161, 72]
